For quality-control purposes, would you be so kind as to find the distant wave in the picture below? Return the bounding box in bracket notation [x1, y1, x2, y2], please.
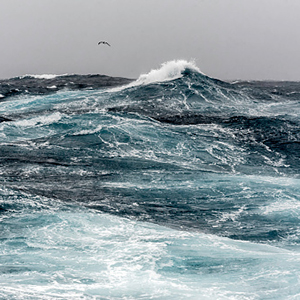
[18, 74, 69, 80]
[0, 60, 206, 99]
[0, 74, 133, 100]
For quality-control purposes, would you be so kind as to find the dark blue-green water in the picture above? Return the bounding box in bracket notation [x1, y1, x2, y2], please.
[1, 60, 300, 299]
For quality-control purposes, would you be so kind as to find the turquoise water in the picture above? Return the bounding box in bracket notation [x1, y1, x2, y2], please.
[1, 60, 300, 299]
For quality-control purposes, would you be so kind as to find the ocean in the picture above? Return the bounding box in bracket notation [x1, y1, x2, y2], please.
[1, 60, 300, 299]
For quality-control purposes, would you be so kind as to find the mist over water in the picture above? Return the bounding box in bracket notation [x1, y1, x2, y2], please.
[1, 60, 300, 299]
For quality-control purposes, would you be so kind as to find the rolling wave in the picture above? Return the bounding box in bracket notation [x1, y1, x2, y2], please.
[1, 60, 300, 299]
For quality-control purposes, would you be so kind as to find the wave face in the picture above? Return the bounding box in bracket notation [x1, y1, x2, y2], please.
[1, 60, 300, 299]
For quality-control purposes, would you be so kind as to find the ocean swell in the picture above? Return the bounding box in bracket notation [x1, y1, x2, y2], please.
[1, 60, 300, 299]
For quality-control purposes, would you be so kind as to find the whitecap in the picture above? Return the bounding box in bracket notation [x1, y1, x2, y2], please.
[135, 59, 202, 85]
[18, 74, 68, 80]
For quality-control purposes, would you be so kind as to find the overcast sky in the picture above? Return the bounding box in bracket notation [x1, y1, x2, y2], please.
[1, 0, 300, 80]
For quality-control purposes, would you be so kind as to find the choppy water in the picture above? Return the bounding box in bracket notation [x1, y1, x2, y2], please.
[1, 60, 300, 299]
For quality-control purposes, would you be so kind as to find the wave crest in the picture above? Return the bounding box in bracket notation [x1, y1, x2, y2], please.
[18, 74, 68, 80]
[135, 60, 202, 85]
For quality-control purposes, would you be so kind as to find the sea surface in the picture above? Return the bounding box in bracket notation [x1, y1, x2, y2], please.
[1, 60, 300, 299]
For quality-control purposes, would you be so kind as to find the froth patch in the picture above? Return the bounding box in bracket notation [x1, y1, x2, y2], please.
[13, 112, 63, 127]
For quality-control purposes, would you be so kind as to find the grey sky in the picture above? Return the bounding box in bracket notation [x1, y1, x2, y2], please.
[1, 0, 300, 80]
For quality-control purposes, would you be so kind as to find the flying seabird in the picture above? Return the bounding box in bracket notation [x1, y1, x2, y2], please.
[98, 41, 111, 46]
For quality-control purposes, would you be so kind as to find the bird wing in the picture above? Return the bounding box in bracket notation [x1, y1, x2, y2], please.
[98, 41, 110, 46]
